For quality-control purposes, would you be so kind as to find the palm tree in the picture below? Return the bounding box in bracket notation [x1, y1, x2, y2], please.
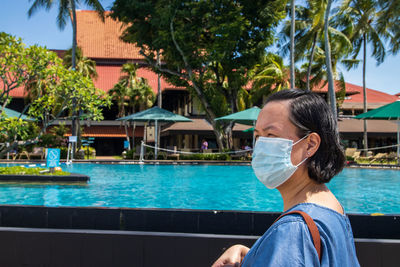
[279, 1, 353, 92]
[109, 81, 129, 119]
[249, 53, 289, 104]
[109, 63, 155, 148]
[324, 0, 337, 118]
[377, 0, 400, 55]
[109, 63, 156, 118]
[28, 0, 105, 147]
[290, 0, 296, 89]
[28, 0, 104, 71]
[63, 47, 98, 79]
[339, 0, 389, 152]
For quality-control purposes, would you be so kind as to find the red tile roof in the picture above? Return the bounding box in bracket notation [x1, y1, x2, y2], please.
[94, 65, 178, 93]
[5, 65, 177, 98]
[341, 82, 398, 110]
[76, 10, 143, 60]
[311, 81, 359, 95]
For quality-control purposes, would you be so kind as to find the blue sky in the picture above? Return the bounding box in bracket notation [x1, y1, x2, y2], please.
[1, 0, 399, 95]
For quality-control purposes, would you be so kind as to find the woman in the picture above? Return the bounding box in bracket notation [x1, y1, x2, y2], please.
[212, 90, 359, 266]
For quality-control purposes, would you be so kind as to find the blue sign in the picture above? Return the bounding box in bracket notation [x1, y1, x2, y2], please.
[124, 141, 130, 149]
[46, 148, 60, 168]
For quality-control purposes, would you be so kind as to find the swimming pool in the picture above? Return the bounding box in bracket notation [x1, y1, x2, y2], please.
[0, 163, 399, 214]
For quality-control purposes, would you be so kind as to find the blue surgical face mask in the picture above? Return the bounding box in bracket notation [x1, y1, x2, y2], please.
[251, 135, 309, 189]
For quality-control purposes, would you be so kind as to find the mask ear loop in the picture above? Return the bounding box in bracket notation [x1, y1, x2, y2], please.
[295, 156, 309, 167]
[292, 134, 309, 146]
[293, 134, 310, 167]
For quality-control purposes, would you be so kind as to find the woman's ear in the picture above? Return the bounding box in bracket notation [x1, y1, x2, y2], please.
[306, 132, 320, 157]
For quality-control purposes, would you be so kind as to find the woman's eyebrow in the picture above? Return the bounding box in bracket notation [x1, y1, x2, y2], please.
[262, 125, 277, 132]
[254, 125, 278, 134]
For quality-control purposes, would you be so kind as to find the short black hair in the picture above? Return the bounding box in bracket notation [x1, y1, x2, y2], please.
[264, 89, 345, 183]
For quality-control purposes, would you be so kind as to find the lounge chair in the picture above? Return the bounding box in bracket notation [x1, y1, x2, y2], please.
[387, 152, 398, 161]
[370, 153, 389, 163]
[167, 146, 180, 160]
[356, 151, 374, 162]
[28, 147, 45, 160]
[133, 145, 142, 159]
[352, 151, 361, 161]
[230, 151, 247, 160]
[345, 148, 357, 158]
[8, 150, 18, 160]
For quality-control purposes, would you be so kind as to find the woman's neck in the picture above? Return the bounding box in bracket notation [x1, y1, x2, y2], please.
[278, 170, 330, 212]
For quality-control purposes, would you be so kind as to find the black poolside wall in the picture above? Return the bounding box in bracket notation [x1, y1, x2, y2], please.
[0, 205, 400, 267]
[0, 205, 398, 266]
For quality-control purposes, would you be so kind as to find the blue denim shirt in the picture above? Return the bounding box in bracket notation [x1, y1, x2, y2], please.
[241, 203, 360, 267]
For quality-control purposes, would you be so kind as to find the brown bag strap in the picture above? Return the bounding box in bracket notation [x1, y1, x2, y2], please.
[274, 210, 322, 262]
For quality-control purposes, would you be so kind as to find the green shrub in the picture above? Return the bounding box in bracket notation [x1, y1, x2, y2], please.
[0, 166, 70, 176]
[77, 146, 96, 159]
[146, 151, 154, 160]
[157, 152, 167, 160]
[59, 146, 68, 159]
[179, 153, 231, 161]
[124, 149, 135, 159]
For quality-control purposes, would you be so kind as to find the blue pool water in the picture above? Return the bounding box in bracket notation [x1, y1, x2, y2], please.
[0, 163, 399, 214]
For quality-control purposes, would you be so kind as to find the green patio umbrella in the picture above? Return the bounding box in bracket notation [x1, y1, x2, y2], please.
[215, 106, 261, 126]
[117, 106, 192, 159]
[215, 106, 261, 147]
[1, 107, 34, 121]
[355, 100, 400, 164]
[242, 127, 254, 133]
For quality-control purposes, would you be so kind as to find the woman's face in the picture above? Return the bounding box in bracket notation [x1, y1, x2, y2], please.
[254, 100, 308, 166]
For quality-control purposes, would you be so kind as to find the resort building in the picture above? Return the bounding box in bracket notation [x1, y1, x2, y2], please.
[5, 10, 399, 156]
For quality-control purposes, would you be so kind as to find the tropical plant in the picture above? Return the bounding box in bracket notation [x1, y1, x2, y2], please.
[109, 63, 155, 118]
[28, 0, 105, 142]
[62, 46, 99, 148]
[28, 0, 104, 70]
[249, 53, 289, 105]
[0, 33, 111, 157]
[290, 0, 296, 89]
[279, 1, 353, 96]
[377, 0, 400, 55]
[324, 0, 337, 118]
[63, 46, 98, 79]
[111, 0, 286, 149]
[339, 0, 389, 151]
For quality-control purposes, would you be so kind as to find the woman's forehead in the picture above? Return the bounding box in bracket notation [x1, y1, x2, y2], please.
[255, 101, 295, 132]
[258, 101, 289, 122]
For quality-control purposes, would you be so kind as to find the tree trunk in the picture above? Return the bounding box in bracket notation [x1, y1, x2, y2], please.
[71, 1, 79, 154]
[170, 17, 225, 151]
[208, 118, 225, 150]
[324, 0, 337, 119]
[306, 33, 318, 91]
[157, 51, 162, 149]
[362, 34, 368, 153]
[290, 0, 296, 89]
[71, 2, 77, 71]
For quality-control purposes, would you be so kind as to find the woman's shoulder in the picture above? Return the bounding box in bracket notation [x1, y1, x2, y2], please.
[281, 203, 354, 240]
[258, 213, 315, 247]
[285, 202, 348, 222]
[242, 215, 319, 266]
